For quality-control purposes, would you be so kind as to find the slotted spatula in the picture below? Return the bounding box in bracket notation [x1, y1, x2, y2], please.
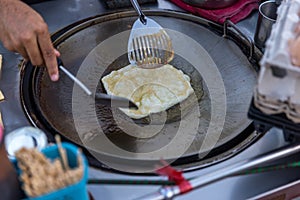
[128, 0, 174, 69]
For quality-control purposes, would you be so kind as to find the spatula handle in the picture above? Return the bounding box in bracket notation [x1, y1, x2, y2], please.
[130, 0, 147, 24]
[57, 57, 92, 96]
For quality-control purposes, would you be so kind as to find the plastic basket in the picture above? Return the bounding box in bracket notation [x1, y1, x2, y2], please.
[16, 142, 89, 200]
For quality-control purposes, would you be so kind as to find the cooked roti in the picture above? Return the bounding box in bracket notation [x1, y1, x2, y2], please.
[101, 64, 194, 119]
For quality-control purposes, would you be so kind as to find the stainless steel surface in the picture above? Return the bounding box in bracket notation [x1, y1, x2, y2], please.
[88, 129, 297, 200]
[182, 0, 239, 9]
[254, 0, 278, 51]
[0, 0, 300, 199]
[136, 143, 300, 200]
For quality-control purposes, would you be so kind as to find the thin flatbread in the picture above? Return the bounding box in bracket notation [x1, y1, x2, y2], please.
[101, 64, 195, 119]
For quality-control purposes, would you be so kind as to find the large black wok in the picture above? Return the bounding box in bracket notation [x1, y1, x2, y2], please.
[20, 10, 262, 173]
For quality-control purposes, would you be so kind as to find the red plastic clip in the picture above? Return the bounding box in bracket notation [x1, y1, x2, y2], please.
[155, 160, 192, 194]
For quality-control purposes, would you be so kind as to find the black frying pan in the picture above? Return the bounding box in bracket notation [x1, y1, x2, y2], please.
[20, 10, 262, 173]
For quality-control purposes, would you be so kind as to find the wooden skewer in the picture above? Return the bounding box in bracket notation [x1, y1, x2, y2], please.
[55, 135, 69, 171]
[77, 148, 83, 167]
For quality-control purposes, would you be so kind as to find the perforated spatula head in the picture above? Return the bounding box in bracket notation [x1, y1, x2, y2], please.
[128, 0, 174, 69]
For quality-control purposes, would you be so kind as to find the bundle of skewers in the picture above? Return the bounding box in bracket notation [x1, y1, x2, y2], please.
[15, 135, 84, 198]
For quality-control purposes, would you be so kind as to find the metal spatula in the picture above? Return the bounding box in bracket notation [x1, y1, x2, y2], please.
[128, 0, 174, 69]
[57, 58, 138, 109]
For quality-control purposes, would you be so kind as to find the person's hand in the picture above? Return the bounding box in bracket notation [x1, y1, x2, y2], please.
[289, 22, 300, 66]
[0, 0, 59, 81]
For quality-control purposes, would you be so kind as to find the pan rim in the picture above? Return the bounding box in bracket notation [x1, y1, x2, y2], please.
[19, 9, 264, 173]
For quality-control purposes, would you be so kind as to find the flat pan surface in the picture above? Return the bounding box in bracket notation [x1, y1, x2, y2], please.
[20, 11, 258, 172]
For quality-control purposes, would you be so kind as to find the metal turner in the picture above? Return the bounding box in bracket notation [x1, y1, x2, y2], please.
[128, 0, 174, 69]
[57, 58, 138, 109]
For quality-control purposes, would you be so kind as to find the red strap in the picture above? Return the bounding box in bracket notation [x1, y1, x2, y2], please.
[169, 0, 258, 24]
[156, 160, 192, 194]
